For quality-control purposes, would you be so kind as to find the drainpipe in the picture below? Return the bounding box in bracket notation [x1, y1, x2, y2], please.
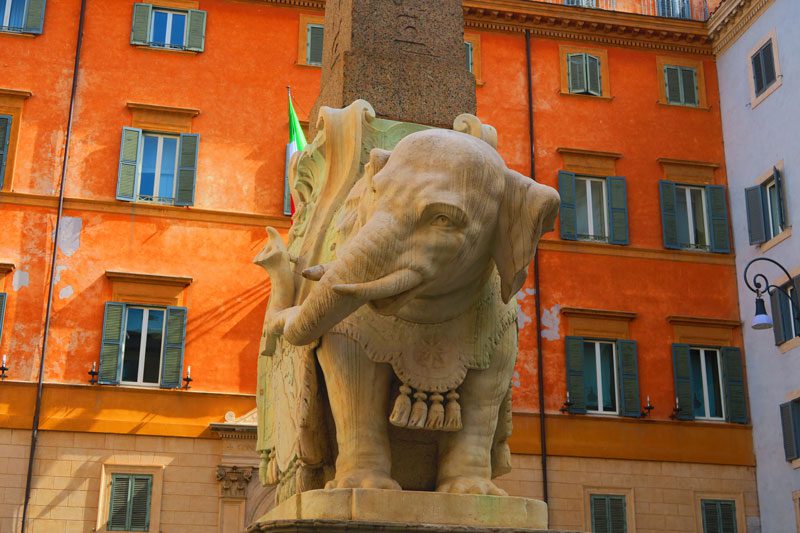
[525, 28, 548, 504]
[20, 0, 87, 531]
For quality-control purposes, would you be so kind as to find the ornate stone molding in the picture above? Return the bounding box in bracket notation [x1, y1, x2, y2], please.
[707, 0, 774, 55]
[217, 465, 254, 498]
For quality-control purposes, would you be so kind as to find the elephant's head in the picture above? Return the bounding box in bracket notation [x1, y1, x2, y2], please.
[282, 129, 559, 346]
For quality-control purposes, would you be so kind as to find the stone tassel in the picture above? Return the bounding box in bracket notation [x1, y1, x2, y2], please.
[444, 390, 462, 431]
[266, 450, 279, 484]
[425, 393, 445, 430]
[389, 384, 413, 427]
[407, 391, 428, 429]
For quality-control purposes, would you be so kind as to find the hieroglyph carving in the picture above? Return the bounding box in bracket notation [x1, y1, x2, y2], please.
[255, 100, 559, 503]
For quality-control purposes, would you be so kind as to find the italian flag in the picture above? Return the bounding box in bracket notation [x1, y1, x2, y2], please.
[284, 89, 307, 216]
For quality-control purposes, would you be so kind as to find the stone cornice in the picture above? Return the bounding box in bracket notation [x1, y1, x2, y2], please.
[707, 0, 774, 55]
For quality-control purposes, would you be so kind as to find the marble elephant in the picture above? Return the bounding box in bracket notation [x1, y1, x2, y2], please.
[267, 129, 559, 495]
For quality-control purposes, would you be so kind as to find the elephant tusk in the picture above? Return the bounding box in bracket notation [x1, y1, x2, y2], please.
[302, 264, 327, 281]
[332, 269, 424, 301]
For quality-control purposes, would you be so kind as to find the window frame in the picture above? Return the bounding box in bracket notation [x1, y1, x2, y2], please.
[765, 178, 781, 240]
[675, 184, 711, 250]
[119, 306, 166, 387]
[700, 498, 738, 533]
[567, 52, 602, 97]
[149, 7, 187, 49]
[98, 464, 163, 533]
[657, 0, 692, 19]
[583, 339, 619, 415]
[305, 22, 324, 67]
[575, 176, 609, 242]
[108, 473, 153, 531]
[656, 56, 707, 109]
[689, 346, 726, 421]
[664, 65, 699, 107]
[749, 31, 782, 108]
[136, 131, 180, 205]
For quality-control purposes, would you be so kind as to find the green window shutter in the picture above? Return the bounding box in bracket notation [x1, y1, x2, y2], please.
[108, 474, 131, 530]
[464, 41, 474, 73]
[761, 41, 776, 89]
[23, 0, 46, 34]
[591, 495, 627, 533]
[769, 287, 789, 345]
[718, 501, 737, 533]
[659, 181, 680, 249]
[773, 166, 786, 228]
[702, 500, 737, 533]
[616, 340, 640, 418]
[129, 475, 152, 531]
[721, 347, 747, 424]
[672, 343, 694, 420]
[744, 185, 768, 245]
[706, 185, 731, 253]
[664, 66, 682, 104]
[606, 176, 629, 245]
[117, 128, 141, 201]
[307, 24, 324, 66]
[780, 401, 800, 461]
[0, 293, 6, 347]
[567, 53, 587, 94]
[591, 495, 609, 533]
[175, 133, 199, 206]
[680, 67, 698, 106]
[160, 306, 187, 388]
[130, 3, 152, 46]
[586, 54, 601, 96]
[99, 302, 125, 385]
[558, 171, 578, 241]
[565, 336, 586, 414]
[751, 51, 765, 96]
[0, 115, 11, 190]
[185, 9, 207, 52]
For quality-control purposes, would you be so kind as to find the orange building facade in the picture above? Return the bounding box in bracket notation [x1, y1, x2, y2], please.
[0, 0, 758, 532]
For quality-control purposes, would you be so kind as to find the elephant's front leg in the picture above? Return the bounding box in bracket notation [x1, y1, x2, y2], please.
[317, 332, 401, 490]
[436, 327, 516, 495]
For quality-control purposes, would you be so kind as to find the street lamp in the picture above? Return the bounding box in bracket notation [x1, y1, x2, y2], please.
[743, 257, 800, 331]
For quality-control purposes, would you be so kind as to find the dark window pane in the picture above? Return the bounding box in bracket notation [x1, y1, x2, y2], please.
[690, 188, 707, 247]
[762, 41, 776, 88]
[170, 13, 186, 47]
[122, 308, 144, 382]
[142, 310, 164, 384]
[599, 343, 616, 412]
[768, 182, 780, 238]
[159, 137, 177, 200]
[576, 178, 590, 237]
[583, 342, 599, 411]
[591, 179, 606, 238]
[140, 136, 158, 198]
[152, 11, 168, 45]
[676, 187, 690, 245]
[705, 351, 723, 418]
[9, 0, 25, 28]
[690, 349, 706, 417]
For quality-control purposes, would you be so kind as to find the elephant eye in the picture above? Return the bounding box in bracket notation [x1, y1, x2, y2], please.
[431, 214, 452, 227]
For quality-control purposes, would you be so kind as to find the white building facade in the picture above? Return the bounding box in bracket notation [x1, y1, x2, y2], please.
[714, 0, 800, 530]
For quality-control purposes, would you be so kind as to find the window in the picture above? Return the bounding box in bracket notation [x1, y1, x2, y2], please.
[99, 302, 187, 388]
[780, 399, 800, 462]
[701, 499, 737, 533]
[464, 41, 473, 73]
[130, 4, 206, 52]
[0, 0, 44, 34]
[745, 166, 787, 245]
[306, 23, 323, 66]
[672, 345, 747, 423]
[590, 494, 627, 533]
[659, 181, 730, 253]
[567, 53, 602, 96]
[116, 128, 199, 206]
[0, 114, 10, 189]
[565, 0, 596, 7]
[664, 65, 698, 106]
[565, 337, 640, 417]
[558, 172, 628, 245]
[657, 0, 691, 19]
[752, 39, 777, 97]
[108, 474, 152, 531]
[770, 279, 800, 346]
[0, 292, 6, 346]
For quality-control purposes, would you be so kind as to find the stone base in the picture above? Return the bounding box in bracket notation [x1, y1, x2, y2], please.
[248, 489, 550, 531]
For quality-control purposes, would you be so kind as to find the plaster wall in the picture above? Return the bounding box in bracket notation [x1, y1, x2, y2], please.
[717, 0, 800, 529]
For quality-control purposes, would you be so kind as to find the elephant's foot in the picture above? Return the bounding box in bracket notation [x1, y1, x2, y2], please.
[325, 468, 401, 490]
[436, 476, 507, 496]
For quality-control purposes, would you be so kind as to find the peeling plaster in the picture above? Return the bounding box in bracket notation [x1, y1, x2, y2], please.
[12, 270, 29, 291]
[511, 370, 521, 389]
[59, 285, 74, 300]
[54, 216, 82, 257]
[515, 288, 537, 330]
[54, 265, 67, 283]
[541, 304, 561, 341]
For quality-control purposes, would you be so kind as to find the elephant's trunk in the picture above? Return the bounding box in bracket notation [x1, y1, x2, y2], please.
[283, 214, 415, 346]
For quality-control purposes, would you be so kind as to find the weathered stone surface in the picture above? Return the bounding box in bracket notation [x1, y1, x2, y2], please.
[250, 520, 573, 533]
[250, 489, 551, 530]
[310, 0, 476, 129]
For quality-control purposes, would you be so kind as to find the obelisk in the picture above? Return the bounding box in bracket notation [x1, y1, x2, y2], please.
[310, 0, 476, 130]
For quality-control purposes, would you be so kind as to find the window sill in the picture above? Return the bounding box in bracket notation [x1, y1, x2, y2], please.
[0, 29, 35, 38]
[779, 336, 800, 355]
[792, 458, 800, 469]
[133, 44, 199, 55]
[750, 77, 782, 110]
[559, 90, 613, 101]
[296, 61, 322, 69]
[657, 101, 711, 111]
[759, 226, 792, 252]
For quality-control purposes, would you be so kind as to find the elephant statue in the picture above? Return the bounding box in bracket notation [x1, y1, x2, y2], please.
[256, 103, 559, 500]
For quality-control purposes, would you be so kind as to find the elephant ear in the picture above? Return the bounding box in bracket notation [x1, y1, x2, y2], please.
[339, 149, 392, 237]
[492, 168, 560, 303]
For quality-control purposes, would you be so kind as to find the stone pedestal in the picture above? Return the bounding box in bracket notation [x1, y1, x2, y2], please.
[310, 0, 476, 130]
[248, 489, 552, 532]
